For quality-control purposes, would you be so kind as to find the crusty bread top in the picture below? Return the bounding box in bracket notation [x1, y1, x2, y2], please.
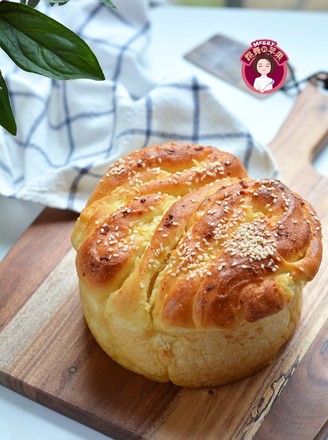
[71, 142, 322, 329]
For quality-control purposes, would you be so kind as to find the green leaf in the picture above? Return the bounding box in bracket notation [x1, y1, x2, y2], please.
[0, 71, 17, 136]
[100, 0, 117, 8]
[46, 0, 70, 6]
[27, 0, 40, 7]
[0, 2, 105, 81]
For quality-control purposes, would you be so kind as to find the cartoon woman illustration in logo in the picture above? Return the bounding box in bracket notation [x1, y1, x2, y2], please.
[253, 54, 276, 93]
[241, 40, 288, 95]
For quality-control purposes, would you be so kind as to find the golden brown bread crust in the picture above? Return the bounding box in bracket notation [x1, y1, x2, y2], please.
[71, 142, 322, 387]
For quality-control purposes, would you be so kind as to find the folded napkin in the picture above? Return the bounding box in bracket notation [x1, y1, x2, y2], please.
[0, 0, 277, 213]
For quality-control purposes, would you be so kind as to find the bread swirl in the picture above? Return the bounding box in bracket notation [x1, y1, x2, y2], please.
[71, 142, 322, 387]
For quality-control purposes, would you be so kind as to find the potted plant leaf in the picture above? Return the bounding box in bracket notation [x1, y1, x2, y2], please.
[0, 0, 115, 135]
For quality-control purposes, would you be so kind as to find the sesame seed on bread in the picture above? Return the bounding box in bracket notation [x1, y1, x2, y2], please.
[71, 142, 322, 387]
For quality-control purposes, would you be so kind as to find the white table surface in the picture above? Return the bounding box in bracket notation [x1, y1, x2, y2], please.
[1, 5, 327, 440]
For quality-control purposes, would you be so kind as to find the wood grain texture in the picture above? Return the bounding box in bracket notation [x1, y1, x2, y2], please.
[0, 84, 327, 440]
[255, 82, 328, 440]
[255, 318, 328, 440]
[0, 247, 180, 439]
[0, 208, 78, 330]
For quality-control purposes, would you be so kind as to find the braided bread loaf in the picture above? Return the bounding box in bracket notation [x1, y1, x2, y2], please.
[71, 142, 322, 387]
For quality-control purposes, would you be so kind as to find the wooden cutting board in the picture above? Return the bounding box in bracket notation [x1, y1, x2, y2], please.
[1, 83, 328, 440]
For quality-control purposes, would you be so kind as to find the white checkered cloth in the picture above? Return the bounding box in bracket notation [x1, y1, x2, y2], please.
[0, 0, 277, 212]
